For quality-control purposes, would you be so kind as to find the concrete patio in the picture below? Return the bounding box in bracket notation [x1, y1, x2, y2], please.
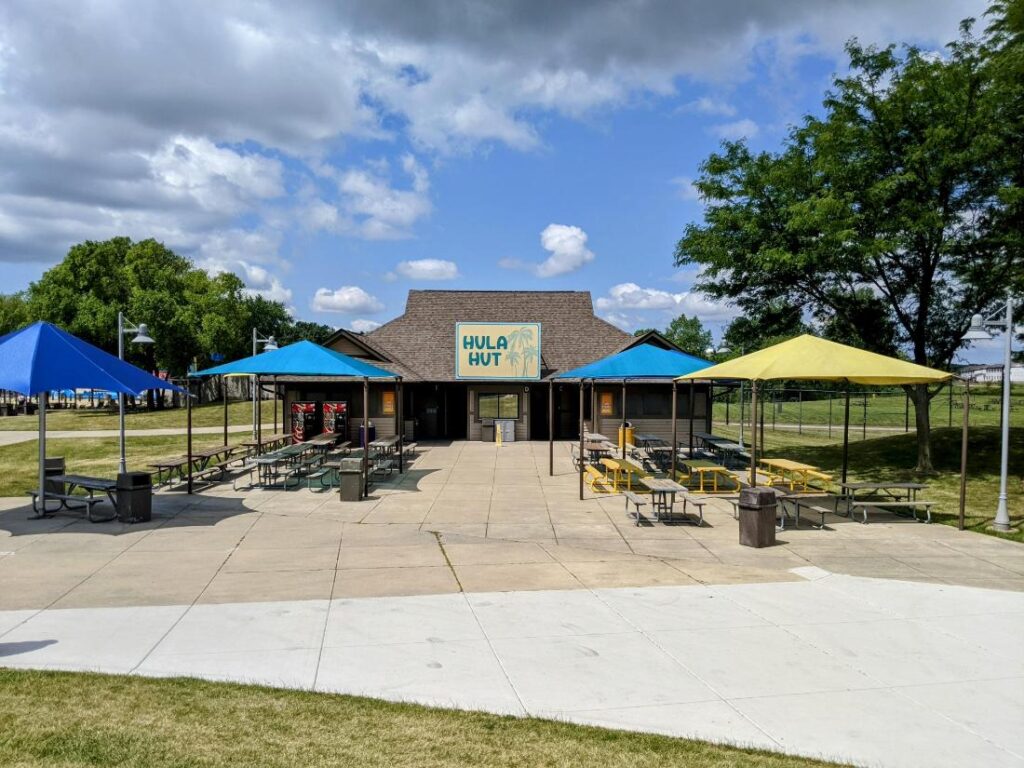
[1, 441, 1023, 767]
[1, 441, 1021, 611]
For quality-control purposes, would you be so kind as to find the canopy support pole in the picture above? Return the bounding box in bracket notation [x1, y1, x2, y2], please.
[548, 380, 554, 476]
[37, 391, 46, 515]
[579, 381, 585, 500]
[273, 377, 278, 434]
[363, 377, 369, 498]
[842, 386, 851, 484]
[256, 375, 262, 452]
[187, 381, 193, 495]
[671, 381, 678, 480]
[959, 380, 970, 530]
[222, 376, 228, 446]
[688, 382, 695, 457]
[749, 381, 758, 487]
[621, 381, 627, 459]
[396, 378, 403, 474]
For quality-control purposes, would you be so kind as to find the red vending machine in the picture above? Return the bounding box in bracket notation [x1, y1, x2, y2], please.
[323, 401, 348, 436]
[291, 401, 318, 443]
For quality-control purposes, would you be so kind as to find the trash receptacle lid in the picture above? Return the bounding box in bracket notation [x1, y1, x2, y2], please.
[117, 471, 153, 488]
[739, 487, 777, 507]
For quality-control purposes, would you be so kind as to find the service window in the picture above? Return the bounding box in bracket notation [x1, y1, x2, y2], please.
[478, 393, 519, 420]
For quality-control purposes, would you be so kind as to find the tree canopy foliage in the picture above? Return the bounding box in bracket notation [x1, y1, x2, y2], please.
[674, 3, 1023, 470]
[634, 314, 712, 357]
[2, 237, 333, 377]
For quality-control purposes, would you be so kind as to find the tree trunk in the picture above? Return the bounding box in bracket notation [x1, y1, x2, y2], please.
[909, 383, 934, 474]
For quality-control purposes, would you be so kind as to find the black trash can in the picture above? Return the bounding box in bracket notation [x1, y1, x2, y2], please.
[359, 422, 377, 448]
[116, 471, 153, 523]
[738, 487, 777, 548]
[44, 457, 66, 496]
[337, 469, 363, 502]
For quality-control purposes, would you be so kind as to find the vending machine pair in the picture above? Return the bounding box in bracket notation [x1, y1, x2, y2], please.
[290, 401, 348, 443]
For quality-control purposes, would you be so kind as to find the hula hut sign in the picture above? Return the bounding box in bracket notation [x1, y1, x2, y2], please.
[455, 322, 541, 380]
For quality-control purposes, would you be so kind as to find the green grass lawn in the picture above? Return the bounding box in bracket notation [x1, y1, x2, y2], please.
[712, 423, 1024, 543]
[712, 383, 1023, 432]
[0, 434, 229, 497]
[0, 399, 278, 431]
[0, 670, 845, 768]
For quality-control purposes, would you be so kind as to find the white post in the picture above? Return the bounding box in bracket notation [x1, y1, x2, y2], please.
[994, 296, 1012, 532]
[252, 328, 258, 439]
[118, 311, 126, 474]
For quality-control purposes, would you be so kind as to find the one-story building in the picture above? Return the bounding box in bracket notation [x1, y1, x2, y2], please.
[276, 290, 712, 445]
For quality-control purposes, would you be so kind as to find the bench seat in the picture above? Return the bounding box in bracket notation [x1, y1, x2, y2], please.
[622, 490, 648, 526]
[849, 500, 933, 524]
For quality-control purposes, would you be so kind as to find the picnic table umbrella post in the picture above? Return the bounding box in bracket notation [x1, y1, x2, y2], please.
[620, 380, 627, 459]
[671, 381, 678, 479]
[578, 380, 585, 500]
[0, 321, 184, 512]
[548, 380, 554, 477]
[363, 376, 369, 496]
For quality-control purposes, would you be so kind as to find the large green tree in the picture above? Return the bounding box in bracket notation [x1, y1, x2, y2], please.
[0, 293, 29, 336]
[675, 8, 1023, 472]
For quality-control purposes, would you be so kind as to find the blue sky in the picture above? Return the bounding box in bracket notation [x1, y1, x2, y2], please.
[0, 0, 1000, 362]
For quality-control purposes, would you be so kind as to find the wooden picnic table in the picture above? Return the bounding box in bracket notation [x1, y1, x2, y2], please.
[585, 432, 610, 443]
[242, 432, 290, 455]
[599, 456, 645, 491]
[30, 473, 119, 522]
[583, 440, 613, 462]
[837, 481, 931, 523]
[149, 456, 190, 486]
[679, 458, 740, 494]
[642, 477, 690, 521]
[758, 458, 829, 491]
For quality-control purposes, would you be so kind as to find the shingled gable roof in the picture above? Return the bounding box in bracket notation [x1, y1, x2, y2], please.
[363, 290, 632, 382]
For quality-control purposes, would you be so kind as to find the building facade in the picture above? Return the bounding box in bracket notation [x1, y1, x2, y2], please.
[278, 290, 712, 445]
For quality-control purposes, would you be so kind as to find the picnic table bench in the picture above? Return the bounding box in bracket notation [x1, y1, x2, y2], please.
[838, 482, 932, 524]
[29, 474, 118, 522]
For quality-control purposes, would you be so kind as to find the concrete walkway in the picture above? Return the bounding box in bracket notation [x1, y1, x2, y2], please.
[0, 424, 253, 447]
[1, 575, 1022, 768]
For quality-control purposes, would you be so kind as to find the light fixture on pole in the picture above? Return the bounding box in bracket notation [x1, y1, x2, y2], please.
[706, 343, 743, 449]
[251, 329, 278, 438]
[962, 294, 1014, 532]
[117, 311, 155, 474]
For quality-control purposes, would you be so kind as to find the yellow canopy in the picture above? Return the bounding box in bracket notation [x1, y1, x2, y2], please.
[676, 334, 953, 385]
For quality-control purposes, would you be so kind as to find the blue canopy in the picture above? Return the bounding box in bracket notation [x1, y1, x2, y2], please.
[0, 321, 184, 396]
[553, 343, 711, 380]
[190, 340, 397, 379]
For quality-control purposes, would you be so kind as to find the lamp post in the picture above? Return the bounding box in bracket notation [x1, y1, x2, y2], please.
[962, 294, 1014, 532]
[117, 312, 155, 474]
[251, 329, 278, 438]
[706, 344, 743, 449]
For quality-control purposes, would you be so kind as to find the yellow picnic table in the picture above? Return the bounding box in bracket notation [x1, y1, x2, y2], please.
[679, 459, 740, 494]
[600, 456, 646, 491]
[758, 458, 827, 491]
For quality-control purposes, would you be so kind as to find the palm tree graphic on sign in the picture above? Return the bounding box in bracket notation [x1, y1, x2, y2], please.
[507, 327, 537, 377]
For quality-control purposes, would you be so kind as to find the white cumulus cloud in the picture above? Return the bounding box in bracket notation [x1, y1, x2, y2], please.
[350, 318, 383, 333]
[312, 286, 385, 314]
[536, 223, 594, 277]
[394, 258, 459, 280]
[595, 282, 735, 322]
[671, 176, 702, 202]
[339, 154, 432, 240]
[712, 118, 759, 140]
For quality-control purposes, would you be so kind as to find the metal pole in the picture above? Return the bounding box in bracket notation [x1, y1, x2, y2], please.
[251, 328, 258, 439]
[994, 296, 1012, 532]
[186, 381, 193, 495]
[725, 389, 730, 425]
[671, 380, 678, 479]
[842, 387, 851, 484]
[738, 381, 745, 450]
[397, 379, 403, 474]
[748, 381, 758, 486]
[828, 393, 832, 438]
[621, 381, 627, 459]
[798, 389, 802, 435]
[862, 393, 867, 440]
[362, 377, 370, 498]
[548, 380, 554, 476]
[578, 381, 584, 500]
[118, 311, 127, 474]
[948, 383, 953, 428]
[256, 375, 262, 452]
[274, 377, 278, 434]
[38, 391, 47, 513]
[905, 390, 910, 433]
[760, 387, 765, 448]
[222, 376, 228, 445]
[688, 382, 695, 457]
[959, 380, 970, 531]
